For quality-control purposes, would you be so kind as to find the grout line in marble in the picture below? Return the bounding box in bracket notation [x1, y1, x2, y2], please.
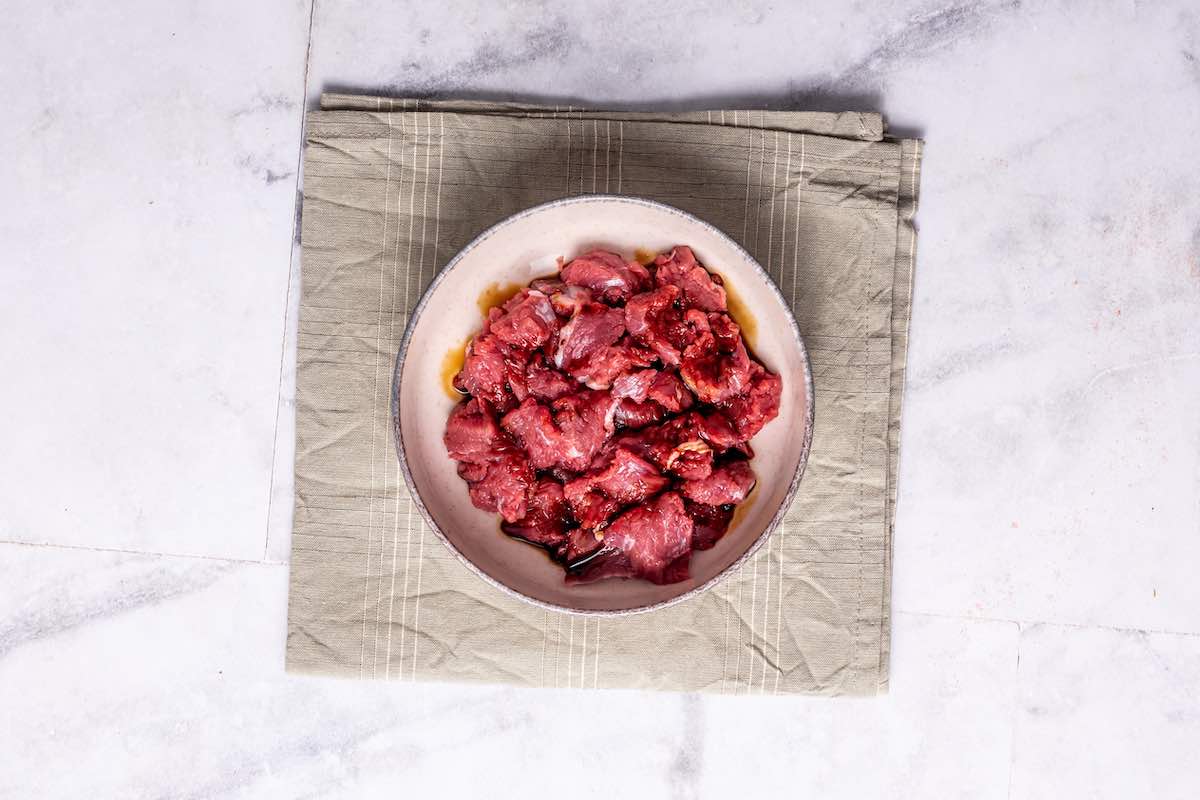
[895, 607, 1200, 640]
[5, 531, 1198, 646]
[0, 538, 287, 568]
[262, 0, 319, 563]
[1007, 637, 1022, 800]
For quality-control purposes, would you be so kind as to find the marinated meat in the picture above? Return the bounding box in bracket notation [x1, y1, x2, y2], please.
[611, 368, 659, 402]
[500, 399, 561, 470]
[686, 500, 734, 550]
[565, 446, 669, 507]
[526, 354, 577, 400]
[550, 390, 619, 472]
[562, 487, 623, 530]
[613, 397, 667, 429]
[568, 337, 654, 390]
[465, 452, 534, 523]
[679, 327, 752, 404]
[646, 371, 693, 412]
[559, 525, 605, 563]
[561, 249, 651, 303]
[553, 302, 625, 370]
[680, 459, 756, 506]
[625, 284, 686, 366]
[654, 245, 727, 312]
[501, 390, 617, 473]
[546, 283, 593, 317]
[697, 411, 741, 451]
[443, 398, 508, 463]
[489, 289, 559, 351]
[446, 246, 783, 586]
[502, 479, 569, 548]
[720, 362, 783, 441]
[568, 492, 694, 585]
[640, 414, 715, 480]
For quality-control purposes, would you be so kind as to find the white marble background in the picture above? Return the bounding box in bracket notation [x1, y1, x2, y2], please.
[3, 1, 1199, 797]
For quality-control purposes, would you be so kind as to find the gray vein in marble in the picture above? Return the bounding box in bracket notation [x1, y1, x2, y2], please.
[901, 609, 1200, 640]
[906, 338, 1019, 393]
[162, 691, 528, 800]
[825, 0, 1021, 89]
[231, 91, 298, 118]
[399, 17, 574, 92]
[1082, 352, 1200, 395]
[670, 694, 704, 800]
[236, 153, 295, 185]
[0, 556, 231, 658]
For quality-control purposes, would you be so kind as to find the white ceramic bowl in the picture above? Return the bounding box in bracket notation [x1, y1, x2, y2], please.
[392, 196, 813, 614]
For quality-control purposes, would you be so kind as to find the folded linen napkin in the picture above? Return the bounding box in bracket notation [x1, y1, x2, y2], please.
[286, 93, 921, 695]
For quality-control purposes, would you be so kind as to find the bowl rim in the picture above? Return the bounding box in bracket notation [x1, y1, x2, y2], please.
[391, 194, 815, 616]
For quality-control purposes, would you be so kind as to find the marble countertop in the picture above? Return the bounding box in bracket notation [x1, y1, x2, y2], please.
[3, 1, 1199, 797]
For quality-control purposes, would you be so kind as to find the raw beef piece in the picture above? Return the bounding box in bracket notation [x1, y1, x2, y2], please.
[568, 337, 655, 390]
[529, 277, 565, 296]
[488, 289, 559, 351]
[613, 398, 666, 429]
[501, 391, 617, 473]
[500, 399, 561, 470]
[445, 401, 535, 522]
[567, 492, 694, 585]
[525, 354, 577, 400]
[679, 327, 752, 404]
[502, 479, 568, 548]
[720, 362, 783, 441]
[681, 459, 756, 506]
[707, 312, 741, 352]
[560, 249, 651, 303]
[563, 445, 667, 528]
[443, 399, 508, 463]
[619, 413, 714, 480]
[624, 284, 687, 366]
[686, 500, 734, 550]
[611, 368, 659, 402]
[610, 369, 669, 427]
[550, 390, 619, 471]
[457, 460, 488, 482]
[563, 487, 623, 530]
[654, 245, 727, 312]
[567, 447, 669, 506]
[697, 411, 741, 451]
[646, 371, 693, 412]
[559, 525, 605, 563]
[553, 302, 626, 370]
[546, 284, 593, 317]
[455, 333, 524, 412]
[465, 452, 534, 523]
[663, 439, 715, 480]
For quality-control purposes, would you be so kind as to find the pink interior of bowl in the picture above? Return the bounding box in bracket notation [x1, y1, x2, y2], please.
[394, 196, 812, 613]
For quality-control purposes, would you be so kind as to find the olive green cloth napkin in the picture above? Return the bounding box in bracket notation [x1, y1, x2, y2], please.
[286, 93, 921, 695]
